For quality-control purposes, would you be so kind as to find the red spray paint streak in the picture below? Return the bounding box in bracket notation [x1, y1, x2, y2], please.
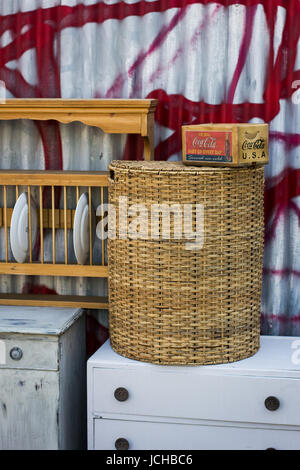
[226, 4, 258, 104]
[261, 313, 300, 339]
[264, 167, 300, 241]
[0, 1, 299, 334]
[261, 313, 300, 336]
[122, 4, 223, 157]
[263, 268, 300, 278]
[261, 313, 300, 324]
[106, 6, 189, 98]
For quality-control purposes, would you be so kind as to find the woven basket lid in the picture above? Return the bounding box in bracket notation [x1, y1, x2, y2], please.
[108, 160, 254, 174]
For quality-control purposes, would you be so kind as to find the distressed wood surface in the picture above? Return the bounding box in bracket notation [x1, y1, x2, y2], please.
[58, 315, 86, 449]
[0, 368, 59, 449]
[0, 306, 83, 335]
[0, 307, 86, 450]
[0, 334, 59, 371]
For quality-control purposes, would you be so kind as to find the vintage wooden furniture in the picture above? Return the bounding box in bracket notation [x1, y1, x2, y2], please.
[0, 305, 86, 450]
[0, 170, 109, 309]
[0, 99, 157, 160]
[0, 99, 157, 309]
[87, 335, 300, 450]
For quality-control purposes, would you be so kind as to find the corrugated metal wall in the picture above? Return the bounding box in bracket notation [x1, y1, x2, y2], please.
[0, 0, 299, 340]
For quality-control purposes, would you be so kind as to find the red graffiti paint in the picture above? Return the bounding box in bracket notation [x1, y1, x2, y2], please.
[261, 313, 300, 324]
[0, 1, 300, 335]
[0, 1, 298, 239]
[263, 268, 300, 278]
[264, 168, 300, 241]
[227, 5, 258, 104]
[22, 283, 57, 296]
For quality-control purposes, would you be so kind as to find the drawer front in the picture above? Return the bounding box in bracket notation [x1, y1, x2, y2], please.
[0, 369, 59, 450]
[0, 335, 59, 371]
[92, 368, 300, 426]
[93, 418, 300, 450]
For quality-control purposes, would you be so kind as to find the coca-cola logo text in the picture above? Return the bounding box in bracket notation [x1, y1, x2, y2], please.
[242, 138, 265, 150]
[192, 136, 216, 149]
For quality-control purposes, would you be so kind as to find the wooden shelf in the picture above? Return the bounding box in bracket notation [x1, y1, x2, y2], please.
[0, 99, 157, 160]
[0, 169, 108, 186]
[0, 294, 108, 310]
[0, 263, 108, 278]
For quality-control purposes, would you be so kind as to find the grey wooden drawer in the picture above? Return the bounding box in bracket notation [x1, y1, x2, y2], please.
[0, 369, 59, 449]
[0, 335, 59, 371]
[93, 418, 300, 450]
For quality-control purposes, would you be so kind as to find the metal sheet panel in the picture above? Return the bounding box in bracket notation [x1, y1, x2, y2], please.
[0, 0, 299, 336]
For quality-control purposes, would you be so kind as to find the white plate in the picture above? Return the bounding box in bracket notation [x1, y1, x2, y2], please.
[10, 192, 38, 263]
[73, 193, 96, 265]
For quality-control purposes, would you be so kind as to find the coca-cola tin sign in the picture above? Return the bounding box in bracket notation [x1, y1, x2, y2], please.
[182, 124, 269, 167]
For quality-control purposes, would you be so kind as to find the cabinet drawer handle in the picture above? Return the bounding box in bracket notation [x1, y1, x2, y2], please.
[264, 396, 280, 411]
[114, 387, 129, 402]
[9, 347, 23, 361]
[115, 438, 129, 450]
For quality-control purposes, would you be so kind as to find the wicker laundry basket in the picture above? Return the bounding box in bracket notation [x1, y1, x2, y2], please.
[108, 161, 264, 365]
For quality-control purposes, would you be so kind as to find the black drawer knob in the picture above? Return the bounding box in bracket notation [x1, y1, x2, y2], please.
[9, 347, 23, 361]
[115, 438, 129, 450]
[114, 387, 129, 402]
[265, 396, 280, 411]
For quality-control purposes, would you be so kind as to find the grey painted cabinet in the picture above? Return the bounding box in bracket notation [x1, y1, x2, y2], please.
[0, 306, 86, 450]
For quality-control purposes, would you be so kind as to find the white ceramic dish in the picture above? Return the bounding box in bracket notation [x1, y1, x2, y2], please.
[73, 192, 96, 265]
[10, 192, 38, 263]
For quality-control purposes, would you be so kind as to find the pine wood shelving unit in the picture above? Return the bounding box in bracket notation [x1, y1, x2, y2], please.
[0, 98, 157, 309]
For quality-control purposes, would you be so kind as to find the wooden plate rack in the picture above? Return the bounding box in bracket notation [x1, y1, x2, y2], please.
[0, 98, 157, 309]
[0, 170, 109, 309]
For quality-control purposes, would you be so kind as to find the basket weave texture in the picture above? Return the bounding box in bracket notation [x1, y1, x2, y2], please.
[108, 161, 264, 365]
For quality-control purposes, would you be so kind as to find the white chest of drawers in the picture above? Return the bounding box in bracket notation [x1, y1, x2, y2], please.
[0, 306, 86, 450]
[87, 336, 300, 450]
